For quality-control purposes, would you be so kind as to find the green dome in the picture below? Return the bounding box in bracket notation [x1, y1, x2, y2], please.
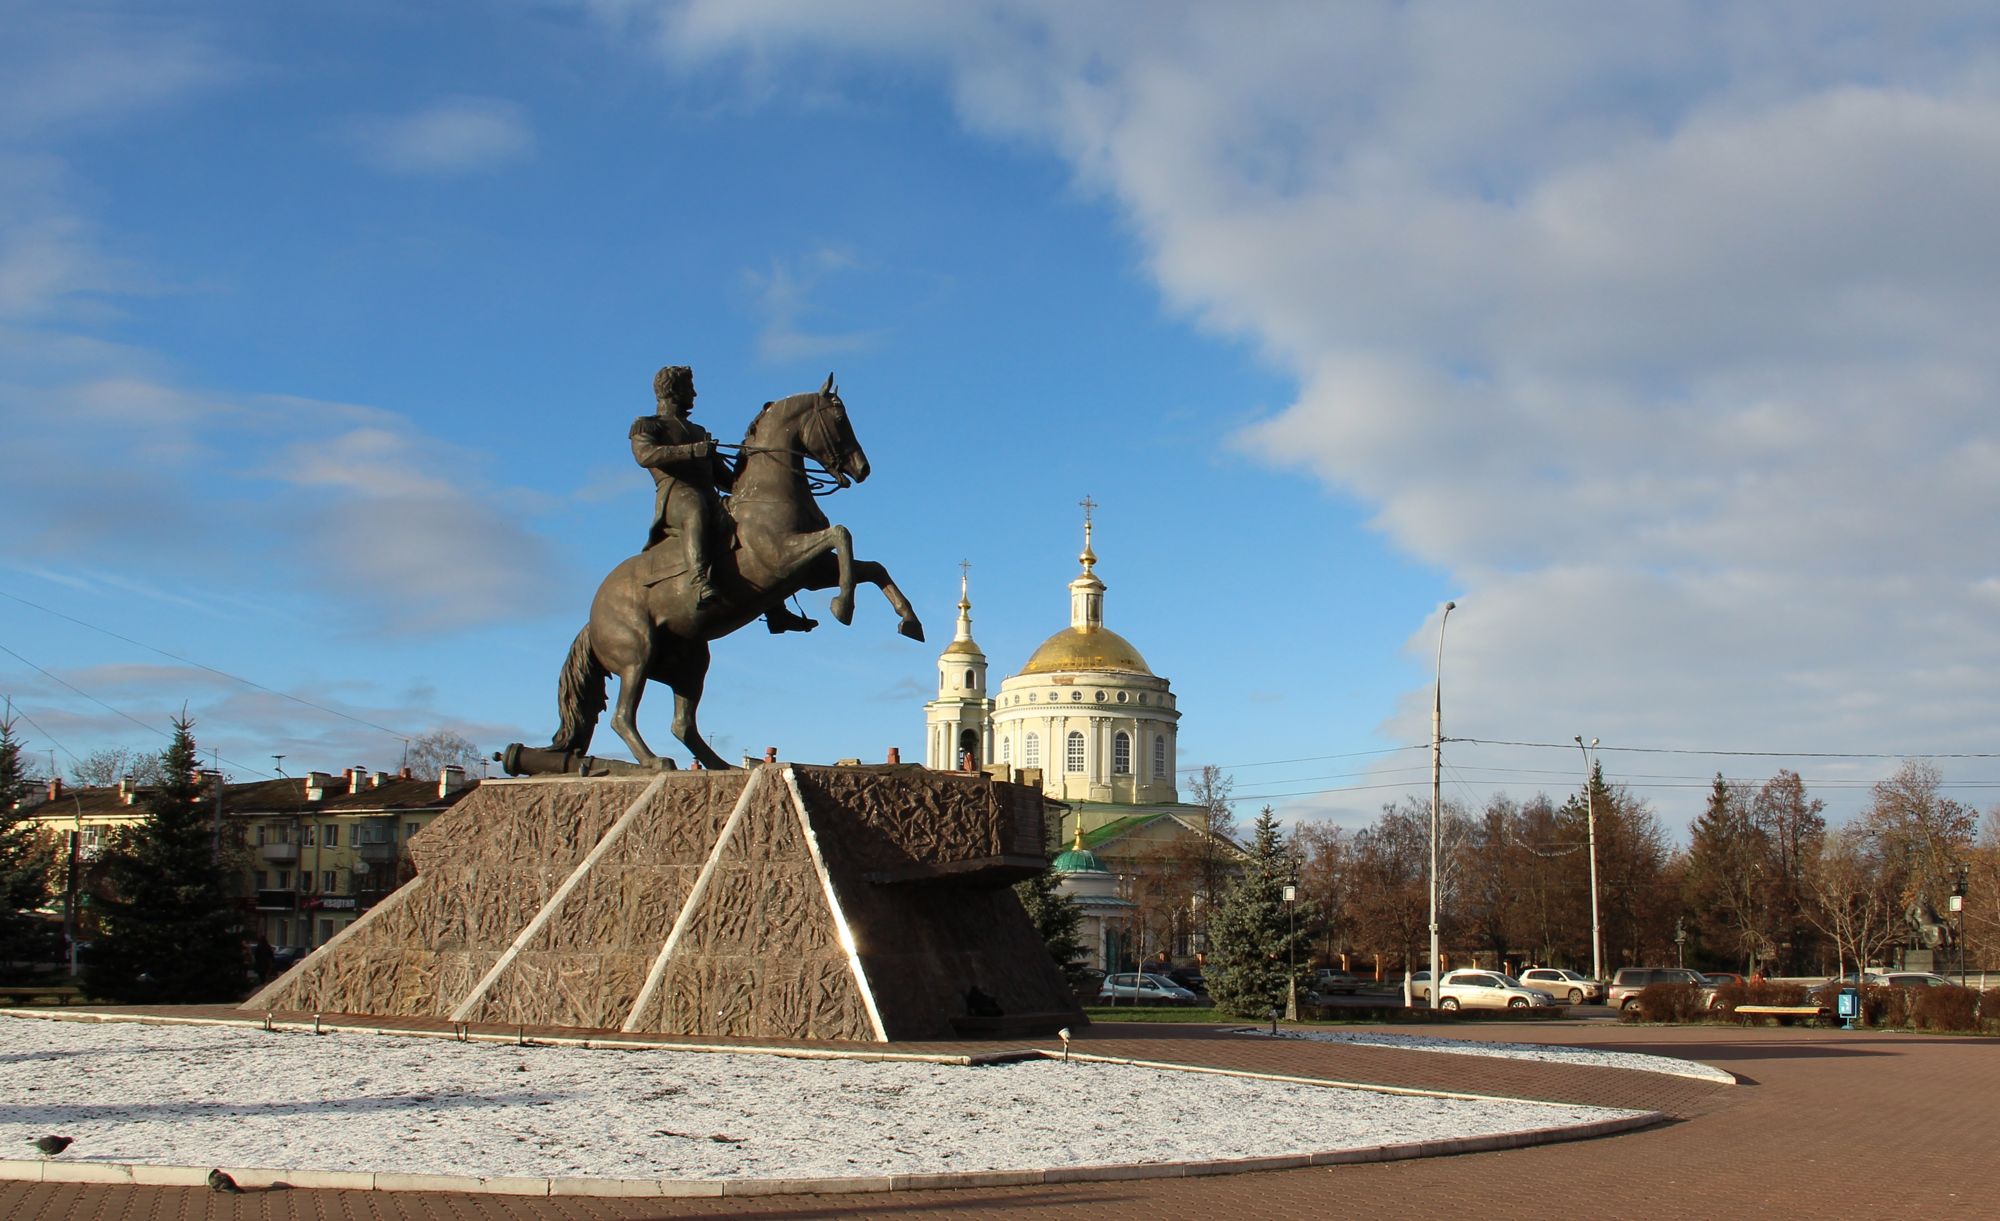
[1051, 846, 1107, 873]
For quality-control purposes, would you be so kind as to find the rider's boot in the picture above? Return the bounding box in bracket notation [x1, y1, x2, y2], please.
[763, 605, 819, 634]
[692, 568, 723, 608]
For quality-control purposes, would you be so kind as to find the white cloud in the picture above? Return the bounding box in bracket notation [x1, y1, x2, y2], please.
[0, 7, 232, 139]
[348, 96, 536, 175]
[609, 1, 2000, 823]
[742, 247, 882, 363]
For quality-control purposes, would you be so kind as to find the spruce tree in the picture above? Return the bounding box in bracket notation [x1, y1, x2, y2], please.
[1205, 807, 1312, 1018]
[1013, 868, 1087, 982]
[84, 717, 244, 1002]
[0, 718, 54, 968]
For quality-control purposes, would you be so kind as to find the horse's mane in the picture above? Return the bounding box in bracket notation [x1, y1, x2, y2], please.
[739, 390, 818, 448]
[740, 390, 816, 446]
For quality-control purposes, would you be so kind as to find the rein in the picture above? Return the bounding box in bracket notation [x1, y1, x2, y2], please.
[717, 395, 849, 497]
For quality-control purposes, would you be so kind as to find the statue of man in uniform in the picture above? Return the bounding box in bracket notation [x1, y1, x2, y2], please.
[632, 364, 734, 607]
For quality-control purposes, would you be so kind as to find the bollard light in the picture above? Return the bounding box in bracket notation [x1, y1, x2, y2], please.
[1058, 1027, 1072, 1063]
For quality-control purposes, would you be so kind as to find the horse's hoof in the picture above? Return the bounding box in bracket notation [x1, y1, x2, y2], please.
[898, 617, 925, 642]
[830, 595, 855, 626]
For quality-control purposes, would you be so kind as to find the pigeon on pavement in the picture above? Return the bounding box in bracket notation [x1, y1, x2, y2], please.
[28, 1135, 73, 1159]
[207, 1168, 243, 1193]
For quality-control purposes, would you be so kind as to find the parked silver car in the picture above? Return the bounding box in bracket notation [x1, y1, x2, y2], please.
[1097, 972, 1199, 1004]
[1519, 968, 1604, 1004]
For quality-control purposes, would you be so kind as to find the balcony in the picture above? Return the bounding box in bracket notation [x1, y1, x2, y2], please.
[358, 841, 397, 865]
[254, 890, 297, 910]
[259, 842, 298, 863]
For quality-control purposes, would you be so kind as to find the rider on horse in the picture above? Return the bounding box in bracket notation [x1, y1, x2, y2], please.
[632, 365, 733, 607]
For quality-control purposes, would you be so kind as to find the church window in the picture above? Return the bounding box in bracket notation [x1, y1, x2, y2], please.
[1001, 738, 1012, 765]
[1024, 733, 1041, 768]
[1153, 735, 1167, 778]
[1138, 693, 1148, 704]
[964, 671, 974, 689]
[1117, 691, 1128, 703]
[1065, 731, 1085, 773]
[1028, 692, 1037, 703]
[1094, 690, 1106, 702]
[959, 729, 979, 767]
[1070, 689, 1082, 701]
[1113, 732, 1131, 774]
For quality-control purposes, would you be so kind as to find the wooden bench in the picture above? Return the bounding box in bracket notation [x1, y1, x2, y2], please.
[1734, 1003, 1830, 1026]
[0, 985, 84, 1007]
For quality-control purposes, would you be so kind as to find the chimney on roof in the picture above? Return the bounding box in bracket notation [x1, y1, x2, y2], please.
[119, 774, 135, 804]
[348, 767, 366, 795]
[306, 771, 332, 802]
[47, 777, 62, 801]
[399, 766, 412, 780]
[439, 765, 467, 797]
[371, 771, 388, 788]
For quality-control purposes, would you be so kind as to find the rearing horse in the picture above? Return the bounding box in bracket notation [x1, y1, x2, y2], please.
[546, 375, 924, 770]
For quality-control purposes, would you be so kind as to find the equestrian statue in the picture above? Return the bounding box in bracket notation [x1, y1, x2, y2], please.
[501, 367, 923, 776]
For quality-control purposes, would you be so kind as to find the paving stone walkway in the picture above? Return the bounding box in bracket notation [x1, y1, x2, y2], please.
[5, 1011, 1993, 1218]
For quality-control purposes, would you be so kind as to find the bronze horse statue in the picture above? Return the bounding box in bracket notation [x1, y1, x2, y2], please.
[542, 375, 923, 771]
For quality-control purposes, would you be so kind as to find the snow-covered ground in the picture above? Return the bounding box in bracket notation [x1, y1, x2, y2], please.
[1251, 1028, 1737, 1085]
[0, 1016, 1643, 1181]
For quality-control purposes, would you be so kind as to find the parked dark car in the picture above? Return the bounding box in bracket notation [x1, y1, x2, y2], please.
[1167, 967, 1207, 994]
[1607, 966, 1710, 1010]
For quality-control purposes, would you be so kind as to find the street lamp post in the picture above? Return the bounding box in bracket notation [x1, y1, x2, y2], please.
[1951, 862, 1969, 987]
[1429, 601, 1456, 1010]
[1283, 864, 1299, 1022]
[1575, 735, 1603, 985]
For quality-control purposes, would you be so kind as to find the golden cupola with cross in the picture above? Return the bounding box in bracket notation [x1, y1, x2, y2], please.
[982, 505, 1180, 805]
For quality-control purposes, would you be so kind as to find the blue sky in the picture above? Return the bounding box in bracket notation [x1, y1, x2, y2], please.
[5, 2, 1999, 836]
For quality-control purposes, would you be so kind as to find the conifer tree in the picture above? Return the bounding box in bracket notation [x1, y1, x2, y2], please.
[84, 717, 243, 1002]
[1205, 807, 1312, 1018]
[1013, 868, 1087, 982]
[0, 718, 54, 965]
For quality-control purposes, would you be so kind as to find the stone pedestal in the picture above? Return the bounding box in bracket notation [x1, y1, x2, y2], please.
[243, 764, 1081, 1041]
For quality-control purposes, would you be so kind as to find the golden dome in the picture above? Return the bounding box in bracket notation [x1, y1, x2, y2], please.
[1018, 626, 1152, 676]
[942, 638, 983, 656]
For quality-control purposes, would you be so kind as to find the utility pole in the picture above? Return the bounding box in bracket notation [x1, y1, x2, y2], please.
[1429, 600, 1455, 1009]
[1576, 736, 1603, 983]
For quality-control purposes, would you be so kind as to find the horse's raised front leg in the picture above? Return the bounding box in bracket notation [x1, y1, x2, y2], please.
[768, 524, 856, 625]
[849, 558, 925, 641]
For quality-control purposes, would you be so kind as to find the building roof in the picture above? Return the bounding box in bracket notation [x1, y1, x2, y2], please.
[1018, 625, 1153, 676]
[18, 771, 476, 820]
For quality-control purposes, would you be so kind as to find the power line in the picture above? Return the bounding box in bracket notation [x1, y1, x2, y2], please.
[0, 646, 277, 780]
[0, 588, 412, 742]
[1450, 736, 2000, 760]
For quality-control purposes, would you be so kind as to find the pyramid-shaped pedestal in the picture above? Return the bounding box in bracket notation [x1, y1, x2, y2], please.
[245, 764, 1079, 1041]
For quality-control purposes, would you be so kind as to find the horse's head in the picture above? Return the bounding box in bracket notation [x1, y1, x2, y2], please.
[800, 372, 869, 487]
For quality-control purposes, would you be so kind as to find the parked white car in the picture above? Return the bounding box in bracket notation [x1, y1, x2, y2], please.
[1519, 968, 1605, 1004]
[1436, 969, 1558, 1011]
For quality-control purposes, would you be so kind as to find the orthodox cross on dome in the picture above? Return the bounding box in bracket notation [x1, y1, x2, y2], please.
[952, 559, 976, 643]
[1077, 494, 1099, 573]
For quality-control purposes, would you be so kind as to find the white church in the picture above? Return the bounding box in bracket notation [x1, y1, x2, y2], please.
[922, 511, 1240, 971]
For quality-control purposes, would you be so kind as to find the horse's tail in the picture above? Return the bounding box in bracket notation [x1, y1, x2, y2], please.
[548, 623, 608, 755]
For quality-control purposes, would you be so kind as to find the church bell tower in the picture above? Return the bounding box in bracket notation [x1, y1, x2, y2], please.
[924, 565, 992, 770]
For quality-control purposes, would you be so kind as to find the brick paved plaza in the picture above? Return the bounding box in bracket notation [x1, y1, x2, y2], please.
[4, 1015, 1992, 1219]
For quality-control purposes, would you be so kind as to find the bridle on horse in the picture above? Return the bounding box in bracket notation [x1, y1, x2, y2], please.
[714, 392, 850, 497]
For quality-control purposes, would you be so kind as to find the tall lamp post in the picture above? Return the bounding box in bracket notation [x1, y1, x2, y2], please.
[1575, 736, 1603, 984]
[1429, 600, 1456, 1009]
[1951, 862, 1969, 987]
[1283, 853, 1300, 1022]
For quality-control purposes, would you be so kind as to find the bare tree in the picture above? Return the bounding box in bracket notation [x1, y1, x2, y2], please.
[1800, 825, 1902, 977]
[403, 730, 484, 778]
[68, 747, 165, 788]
